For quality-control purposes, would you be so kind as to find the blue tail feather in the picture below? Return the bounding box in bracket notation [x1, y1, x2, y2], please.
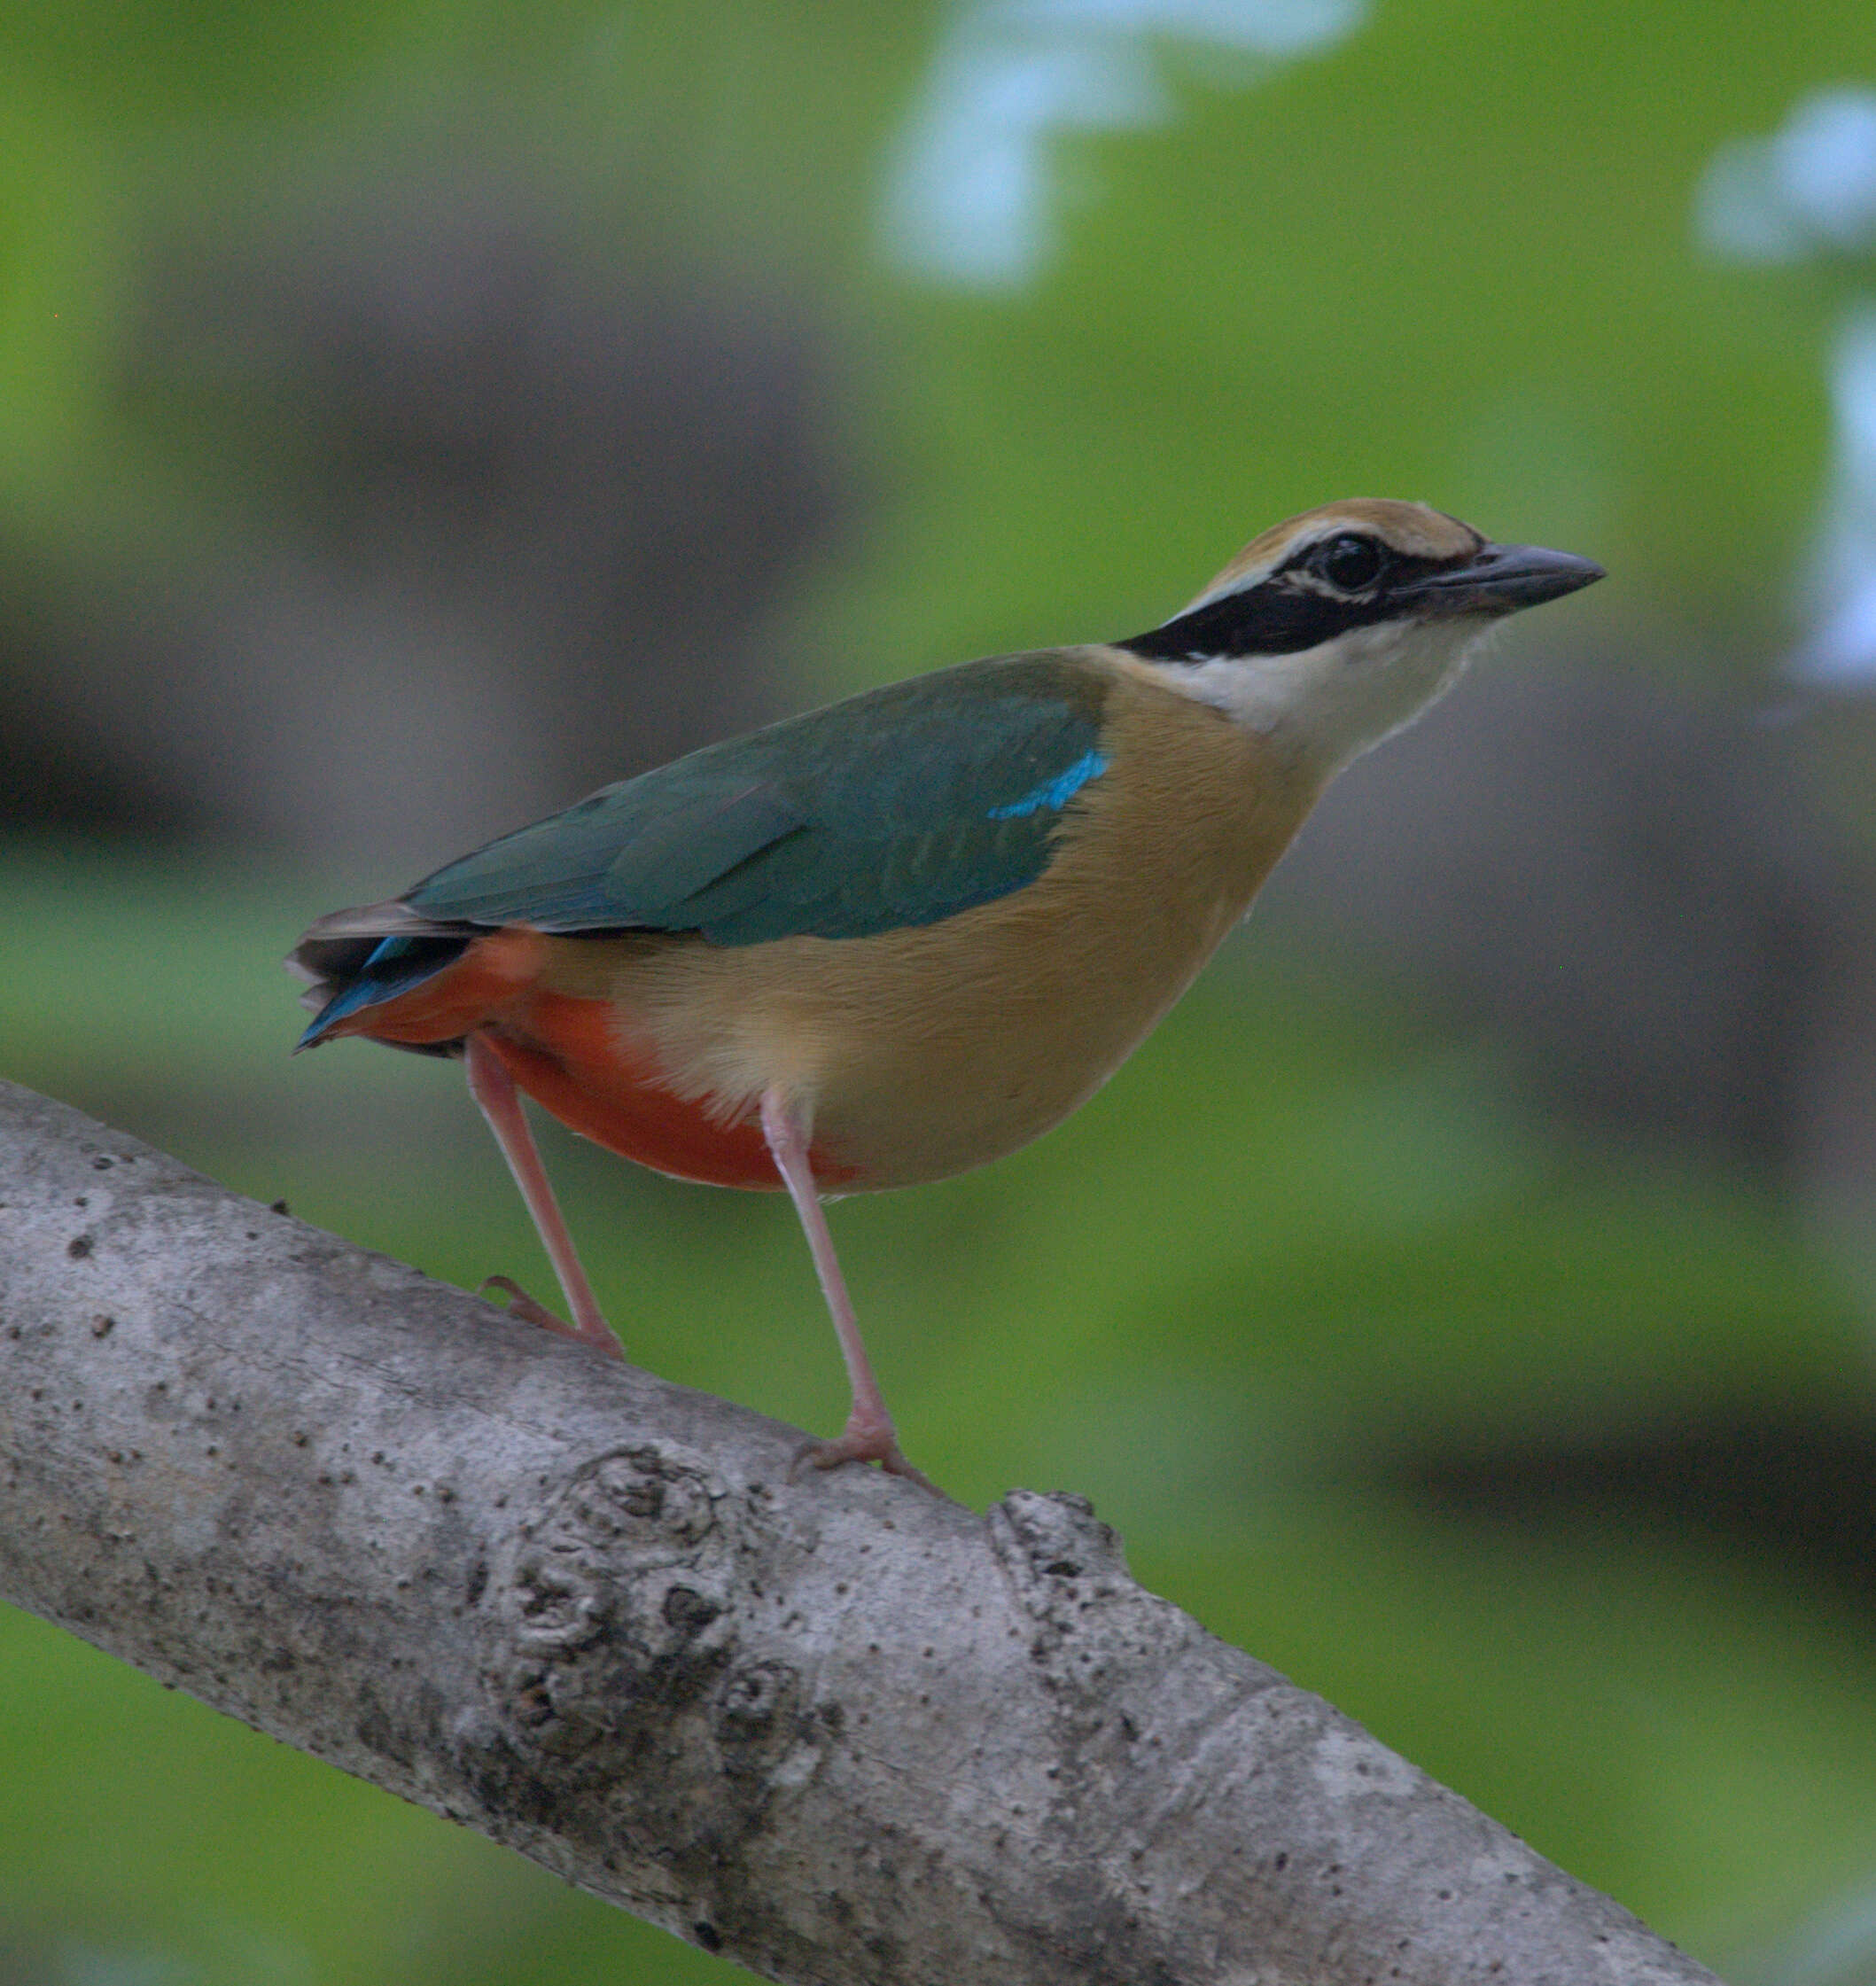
[297, 934, 469, 1049]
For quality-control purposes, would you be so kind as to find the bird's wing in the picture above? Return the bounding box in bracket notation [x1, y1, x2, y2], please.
[404, 653, 1114, 946]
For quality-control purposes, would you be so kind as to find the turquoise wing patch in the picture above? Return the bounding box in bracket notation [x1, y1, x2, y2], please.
[985, 749, 1109, 820]
[406, 653, 1112, 946]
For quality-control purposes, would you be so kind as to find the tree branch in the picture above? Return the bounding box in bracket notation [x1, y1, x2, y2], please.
[0, 1078, 1717, 1986]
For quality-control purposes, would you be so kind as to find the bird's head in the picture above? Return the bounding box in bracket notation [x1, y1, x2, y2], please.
[1119, 500, 1603, 771]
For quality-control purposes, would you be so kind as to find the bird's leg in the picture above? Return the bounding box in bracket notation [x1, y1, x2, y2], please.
[759, 1088, 936, 1491]
[463, 1032, 621, 1356]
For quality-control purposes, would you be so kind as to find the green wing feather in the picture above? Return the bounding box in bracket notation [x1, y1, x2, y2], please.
[406, 654, 1112, 946]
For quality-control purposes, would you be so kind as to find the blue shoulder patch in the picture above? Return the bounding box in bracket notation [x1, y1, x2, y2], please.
[985, 749, 1109, 821]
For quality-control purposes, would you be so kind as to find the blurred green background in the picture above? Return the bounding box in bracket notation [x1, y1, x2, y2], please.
[6, 1, 1876, 1981]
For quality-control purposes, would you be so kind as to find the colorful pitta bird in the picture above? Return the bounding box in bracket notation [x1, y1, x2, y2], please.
[291, 500, 1601, 1486]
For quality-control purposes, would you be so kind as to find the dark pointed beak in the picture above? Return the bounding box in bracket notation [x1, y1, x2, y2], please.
[1407, 541, 1606, 618]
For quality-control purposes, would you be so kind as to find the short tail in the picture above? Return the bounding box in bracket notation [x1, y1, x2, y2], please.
[289, 900, 477, 1053]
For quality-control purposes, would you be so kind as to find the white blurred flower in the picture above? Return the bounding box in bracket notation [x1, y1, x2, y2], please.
[1697, 89, 1876, 685]
[1698, 88, 1876, 263]
[882, 0, 1366, 288]
[1792, 307, 1876, 686]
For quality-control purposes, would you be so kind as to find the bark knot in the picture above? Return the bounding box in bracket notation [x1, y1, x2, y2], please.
[477, 1442, 747, 1778]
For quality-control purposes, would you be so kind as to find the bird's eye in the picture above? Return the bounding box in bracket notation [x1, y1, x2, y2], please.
[1315, 533, 1385, 592]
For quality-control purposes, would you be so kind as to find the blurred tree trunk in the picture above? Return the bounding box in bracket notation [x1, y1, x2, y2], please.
[0, 1079, 1719, 1986]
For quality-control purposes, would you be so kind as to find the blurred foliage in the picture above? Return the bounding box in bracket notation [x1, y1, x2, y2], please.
[4, 1, 1876, 1982]
[0, 0, 1872, 658]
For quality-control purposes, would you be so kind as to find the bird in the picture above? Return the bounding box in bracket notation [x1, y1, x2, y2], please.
[291, 499, 1602, 1488]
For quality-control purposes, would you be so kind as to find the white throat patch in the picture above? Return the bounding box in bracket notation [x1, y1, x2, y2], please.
[1143, 616, 1496, 773]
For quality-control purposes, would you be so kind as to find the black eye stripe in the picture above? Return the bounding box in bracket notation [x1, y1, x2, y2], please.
[1119, 585, 1378, 660]
[1118, 544, 1457, 661]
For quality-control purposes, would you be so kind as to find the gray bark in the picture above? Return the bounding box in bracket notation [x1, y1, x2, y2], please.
[0, 1077, 1719, 1986]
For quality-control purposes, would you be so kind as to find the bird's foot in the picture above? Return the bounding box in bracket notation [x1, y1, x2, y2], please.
[481, 1273, 574, 1332]
[792, 1421, 946, 1498]
[480, 1275, 622, 1356]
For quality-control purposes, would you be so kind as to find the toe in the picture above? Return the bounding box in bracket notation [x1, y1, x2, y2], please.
[792, 1429, 946, 1498]
[481, 1274, 576, 1336]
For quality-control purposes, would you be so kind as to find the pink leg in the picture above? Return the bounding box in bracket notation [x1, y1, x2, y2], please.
[759, 1089, 935, 1491]
[463, 1032, 620, 1356]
